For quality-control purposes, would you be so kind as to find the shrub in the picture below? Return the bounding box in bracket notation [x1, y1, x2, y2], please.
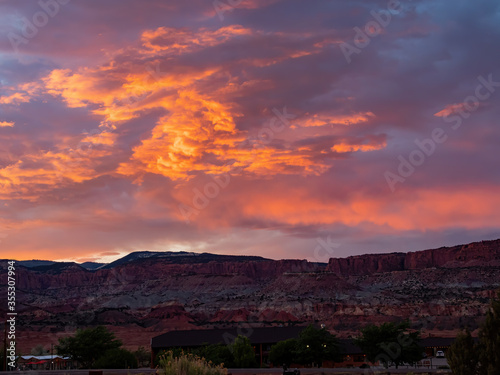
[158, 350, 227, 375]
[230, 335, 257, 368]
[192, 344, 234, 368]
[93, 348, 138, 369]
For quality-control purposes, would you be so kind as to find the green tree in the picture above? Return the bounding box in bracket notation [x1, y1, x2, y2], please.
[31, 344, 47, 356]
[354, 321, 423, 368]
[269, 339, 298, 367]
[478, 292, 500, 375]
[230, 335, 257, 368]
[93, 348, 138, 369]
[295, 325, 340, 367]
[447, 328, 478, 375]
[134, 346, 151, 368]
[193, 344, 234, 367]
[56, 326, 122, 368]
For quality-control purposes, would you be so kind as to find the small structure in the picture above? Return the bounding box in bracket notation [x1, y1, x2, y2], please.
[17, 355, 73, 370]
[333, 339, 370, 368]
[420, 337, 455, 358]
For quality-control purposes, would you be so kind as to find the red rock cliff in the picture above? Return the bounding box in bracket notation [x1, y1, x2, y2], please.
[327, 239, 500, 276]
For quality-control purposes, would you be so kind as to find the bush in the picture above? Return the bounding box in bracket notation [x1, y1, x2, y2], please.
[93, 348, 138, 369]
[269, 339, 298, 366]
[192, 344, 234, 368]
[230, 335, 257, 368]
[158, 351, 227, 375]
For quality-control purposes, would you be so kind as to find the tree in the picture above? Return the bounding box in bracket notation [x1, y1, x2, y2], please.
[56, 326, 122, 368]
[478, 292, 500, 375]
[134, 346, 151, 368]
[230, 335, 257, 368]
[447, 328, 478, 375]
[31, 344, 48, 356]
[295, 325, 340, 367]
[193, 344, 234, 368]
[93, 348, 138, 369]
[269, 339, 298, 367]
[355, 321, 423, 368]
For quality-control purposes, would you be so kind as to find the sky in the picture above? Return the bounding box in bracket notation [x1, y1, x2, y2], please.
[0, 0, 499, 264]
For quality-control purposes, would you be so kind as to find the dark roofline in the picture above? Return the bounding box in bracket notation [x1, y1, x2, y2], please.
[420, 337, 460, 347]
[152, 326, 307, 349]
[152, 327, 458, 355]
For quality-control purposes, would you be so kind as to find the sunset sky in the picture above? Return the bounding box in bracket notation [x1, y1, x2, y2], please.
[1, 0, 499, 263]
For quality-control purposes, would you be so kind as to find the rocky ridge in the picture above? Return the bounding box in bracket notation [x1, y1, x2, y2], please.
[0, 239, 499, 353]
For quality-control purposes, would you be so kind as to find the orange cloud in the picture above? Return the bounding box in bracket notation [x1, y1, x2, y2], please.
[141, 25, 252, 53]
[0, 138, 114, 200]
[331, 142, 385, 153]
[300, 112, 375, 127]
[0, 121, 14, 127]
[2, 25, 385, 201]
[434, 103, 467, 117]
[0, 93, 30, 105]
[180, 184, 500, 232]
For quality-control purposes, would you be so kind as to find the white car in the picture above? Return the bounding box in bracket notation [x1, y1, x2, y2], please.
[436, 350, 445, 358]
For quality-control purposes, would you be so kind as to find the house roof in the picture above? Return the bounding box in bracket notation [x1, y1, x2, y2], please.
[151, 327, 458, 354]
[19, 355, 70, 360]
[152, 326, 307, 349]
[420, 337, 457, 347]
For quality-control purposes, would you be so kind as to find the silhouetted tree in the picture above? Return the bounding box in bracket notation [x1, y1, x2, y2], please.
[478, 292, 500, 375]
[355, 320, 423, 368]
[447, 328, 478, 375]
[134, 346, 151, 367]
[193, 344, 234, 367]
[269, 339, 298, 366]
[31, 344, 47, 356]
[93, 348, 138, 369]
[295, 325, 340, 367]
[56, 326, 122, 368]
[230, 335, 257, 368]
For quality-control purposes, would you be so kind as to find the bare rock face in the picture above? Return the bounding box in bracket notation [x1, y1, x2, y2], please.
[1, 238, 500, 353]
[327, 239, 500, 275]
[404, 240, 500, 269]
[327, 253, 406, 276]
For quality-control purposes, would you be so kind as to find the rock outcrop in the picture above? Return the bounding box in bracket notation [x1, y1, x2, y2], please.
[1, 238, 499, 353]
[327, 239, 500, 275]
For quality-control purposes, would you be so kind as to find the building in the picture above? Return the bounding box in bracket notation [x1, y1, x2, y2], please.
[151, 326, 306, 367]
[151, 327, 456, 369]
[420, 337, 455, 357]
[17, 355, 73, 370]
